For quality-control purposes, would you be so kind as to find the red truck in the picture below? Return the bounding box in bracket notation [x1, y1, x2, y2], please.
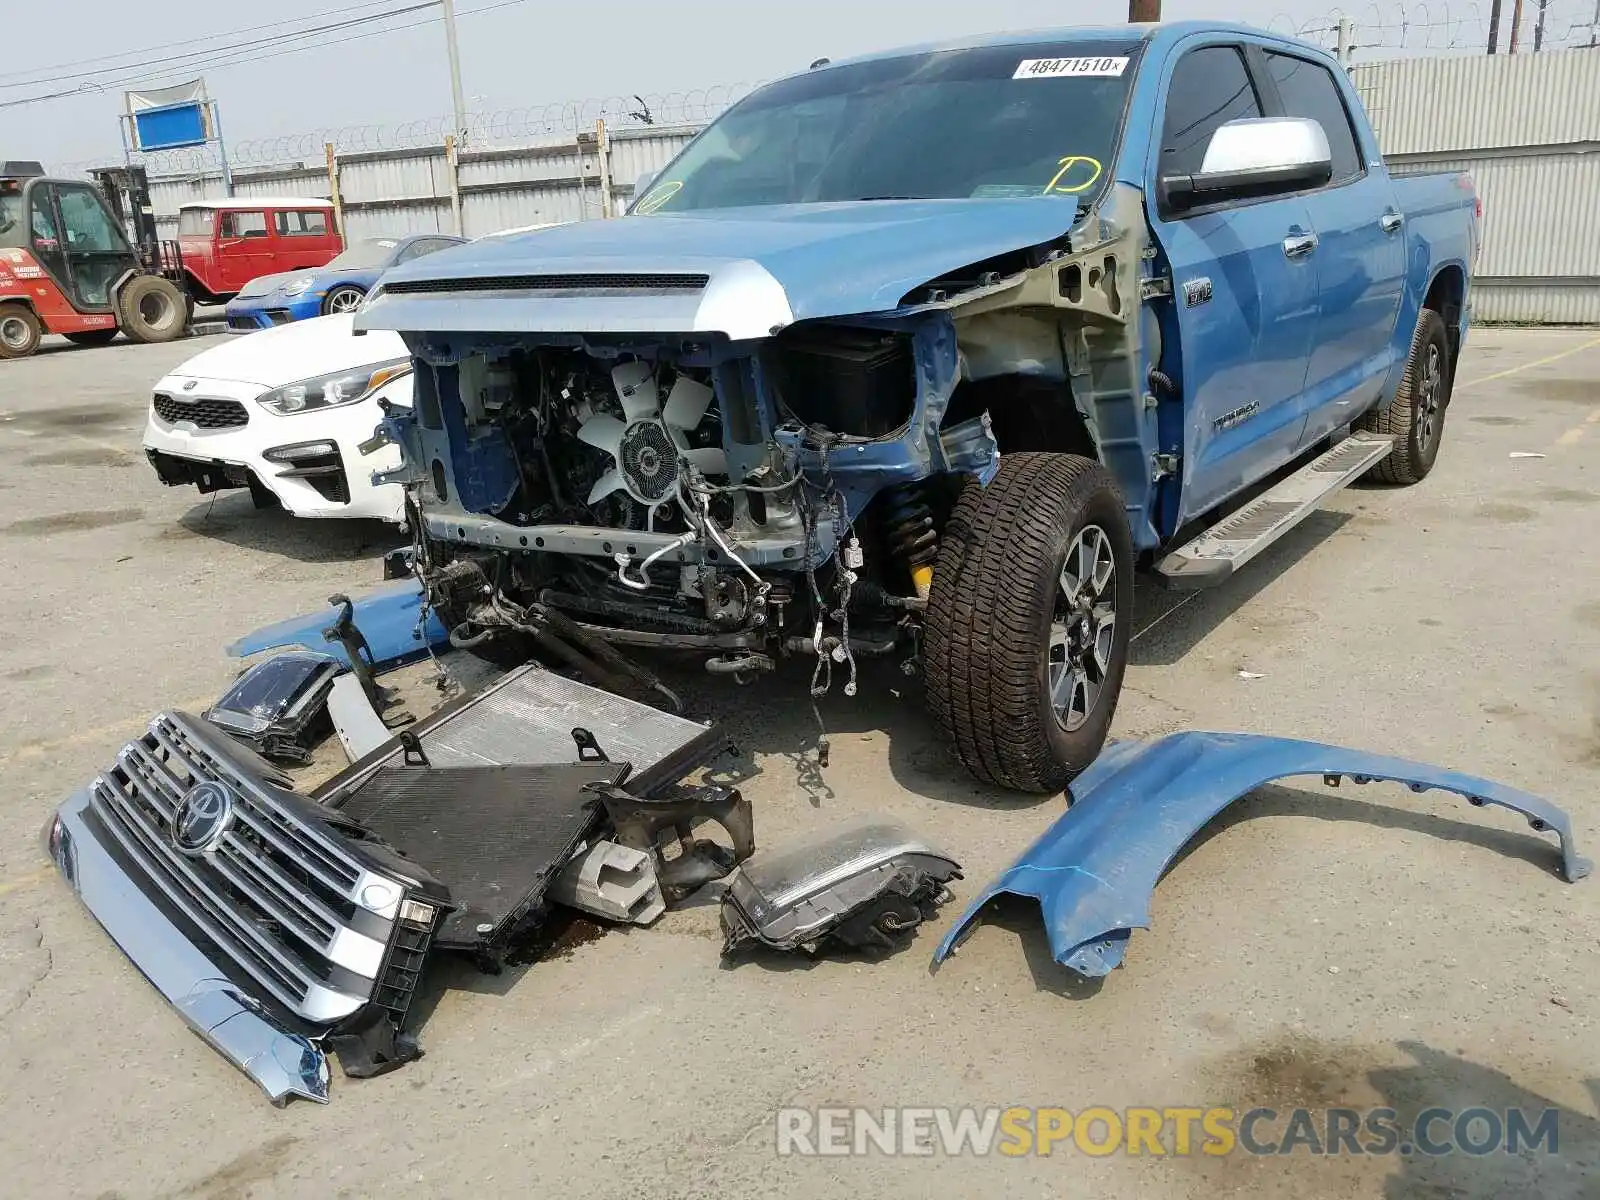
[175, 198, 342, 304]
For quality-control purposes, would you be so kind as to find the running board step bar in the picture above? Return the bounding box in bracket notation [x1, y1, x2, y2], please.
[1154, 432, 1395, 589]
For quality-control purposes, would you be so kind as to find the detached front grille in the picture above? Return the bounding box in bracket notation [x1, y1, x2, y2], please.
[153, 393, 250, 429]
[88, 713, 393, 1022]
[382, 272, 709, 296]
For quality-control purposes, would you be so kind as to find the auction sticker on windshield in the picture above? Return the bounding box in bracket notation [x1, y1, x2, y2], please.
[1013, 57, 1130, 79]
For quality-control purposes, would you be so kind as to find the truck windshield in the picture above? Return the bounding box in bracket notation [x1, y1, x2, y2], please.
[635, 41, 1141, 213]
[0, 192, 20, 237]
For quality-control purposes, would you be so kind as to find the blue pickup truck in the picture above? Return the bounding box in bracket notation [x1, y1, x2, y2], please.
[357, 21, 1480, 793]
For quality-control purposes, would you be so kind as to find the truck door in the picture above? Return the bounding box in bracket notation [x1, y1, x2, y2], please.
[272, 208, 339, 270]
[1258, 48, 1406, 448]
[24, 185, 70, 287]
[1146, 43, 1319, 523]
[216, 208, 274, 294]
[50, 181, 136, 310]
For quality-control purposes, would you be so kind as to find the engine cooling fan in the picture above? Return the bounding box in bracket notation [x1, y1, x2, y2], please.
[576, 362, 728, 513]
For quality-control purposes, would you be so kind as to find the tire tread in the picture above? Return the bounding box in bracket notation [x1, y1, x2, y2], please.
[1359, 308, 1450, 485]
[924, 452, 1131, 793]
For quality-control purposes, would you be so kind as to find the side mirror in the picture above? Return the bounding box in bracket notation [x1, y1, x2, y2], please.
[1161, 117, 1332, 211]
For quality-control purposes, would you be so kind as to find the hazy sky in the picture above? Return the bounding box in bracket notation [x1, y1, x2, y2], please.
[9, 0, 1589, 168]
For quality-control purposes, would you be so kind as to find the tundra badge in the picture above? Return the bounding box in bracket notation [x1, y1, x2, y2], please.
[1213, 399, 1261, 432]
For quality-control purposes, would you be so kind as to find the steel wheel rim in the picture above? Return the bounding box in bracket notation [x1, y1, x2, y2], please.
[328, 289, 361, 313]
[0, 315, 29, 349]
[139, 292, 173, 327]
[1048, 524, 1117, 732]
[1417, 342, 1443, 449]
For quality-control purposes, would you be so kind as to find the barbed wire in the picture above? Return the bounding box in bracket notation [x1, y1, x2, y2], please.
[50, 7, 1600, 178]
[110, 84, 756, 174]
[1269, 0, 1600, 55]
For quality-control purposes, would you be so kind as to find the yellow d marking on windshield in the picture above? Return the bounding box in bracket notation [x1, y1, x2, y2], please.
[1044, 156, 1104, 195]
[634, 180, 683, 214]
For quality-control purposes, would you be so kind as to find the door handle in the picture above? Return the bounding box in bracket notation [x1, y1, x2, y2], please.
[1282, 232, 1318, 259]
[1380, 211, 1404, 233]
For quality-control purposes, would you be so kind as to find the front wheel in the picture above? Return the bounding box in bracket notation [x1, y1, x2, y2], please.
[0, 303, 42, 359]
[118, 274, 187, 344]
[923, 452, 1134, 794]
[322, 285, 366, 315]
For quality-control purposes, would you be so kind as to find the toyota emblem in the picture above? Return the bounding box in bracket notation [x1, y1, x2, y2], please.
[172, 780, 235, 855]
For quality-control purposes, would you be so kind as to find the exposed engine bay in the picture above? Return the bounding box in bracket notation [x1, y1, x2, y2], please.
[357, 183, 1150, 767]
[373, 315, 1005, 707]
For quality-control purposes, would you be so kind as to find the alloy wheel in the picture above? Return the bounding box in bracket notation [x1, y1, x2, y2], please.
[1047, 524, 1118, 732]
[1417, 342, 1443, 451]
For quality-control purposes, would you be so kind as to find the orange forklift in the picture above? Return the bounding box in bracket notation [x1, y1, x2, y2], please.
[0, 160, 189, 358]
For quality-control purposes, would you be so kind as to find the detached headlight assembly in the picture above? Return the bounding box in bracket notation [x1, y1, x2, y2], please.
[280, 276, 317, 297]
[257, 359, 412, 415]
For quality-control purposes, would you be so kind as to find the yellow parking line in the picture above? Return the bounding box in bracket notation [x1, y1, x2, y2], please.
[1454, 333, 1600, 393]
[1554, 408, 1600, 450]
[0, 866, 53, 897]
[0, 696, 213, 769]
[0, 421, 134, 459]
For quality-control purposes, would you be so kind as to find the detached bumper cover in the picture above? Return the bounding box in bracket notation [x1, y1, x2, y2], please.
[44, 788, 330, 1105]
[934, 732, 1592, 978]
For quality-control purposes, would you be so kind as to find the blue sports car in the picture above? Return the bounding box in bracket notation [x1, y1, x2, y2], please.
[224, 233, 466, 331]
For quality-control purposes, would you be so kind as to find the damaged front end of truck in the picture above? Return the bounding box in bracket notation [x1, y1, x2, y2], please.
[360, 207, 1145, 662]
[354, 38, 1164, 785]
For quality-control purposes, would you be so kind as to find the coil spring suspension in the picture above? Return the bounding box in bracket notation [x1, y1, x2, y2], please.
[885, 482, 938, 600]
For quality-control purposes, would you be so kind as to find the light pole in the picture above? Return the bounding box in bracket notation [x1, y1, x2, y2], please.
[441, 0, 469, 145]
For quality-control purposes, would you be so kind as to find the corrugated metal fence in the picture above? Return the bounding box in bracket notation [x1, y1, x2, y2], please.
[140, 47, 1600, 324]
[144, 123, 701, 243]
[1351, 48, 1600, 324]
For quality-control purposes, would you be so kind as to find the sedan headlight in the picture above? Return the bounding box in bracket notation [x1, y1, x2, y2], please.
[257, 359, 412, 415]
[280, 276, 317, 298]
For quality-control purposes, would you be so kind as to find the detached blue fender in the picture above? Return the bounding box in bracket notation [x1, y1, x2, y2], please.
[933, 732, 1591, 978]
[226, 579, 448, 669]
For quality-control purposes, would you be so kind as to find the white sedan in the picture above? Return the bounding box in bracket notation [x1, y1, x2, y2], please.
[142, 313, 414, 523]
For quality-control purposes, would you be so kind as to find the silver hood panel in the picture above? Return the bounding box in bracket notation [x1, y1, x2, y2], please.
[355, 259, 794, 341]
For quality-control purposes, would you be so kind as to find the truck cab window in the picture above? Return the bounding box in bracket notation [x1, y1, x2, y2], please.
[220, 210, 268, 239]
[1264, 52, 1364, 184]
[55, 184, 126, 252]
[29, 191, 58, 244]
[1160, 47, 1262, 177]
[177, 208, 214, 236]
[275, 210, 329, 236]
